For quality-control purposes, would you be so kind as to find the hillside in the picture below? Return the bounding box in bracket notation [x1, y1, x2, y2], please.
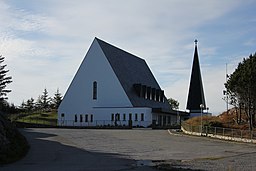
[185, 108, 253, 130]
[0, 113, 29, 164]
[218, 108, 252, 129]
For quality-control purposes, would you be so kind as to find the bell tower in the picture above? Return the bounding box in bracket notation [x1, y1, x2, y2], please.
[186, 40, 206, 116]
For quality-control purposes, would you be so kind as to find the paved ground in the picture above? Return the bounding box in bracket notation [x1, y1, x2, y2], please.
[1, 128, 256, 171]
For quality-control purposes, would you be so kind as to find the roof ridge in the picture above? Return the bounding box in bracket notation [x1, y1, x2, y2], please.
[95, 37, 145, 62]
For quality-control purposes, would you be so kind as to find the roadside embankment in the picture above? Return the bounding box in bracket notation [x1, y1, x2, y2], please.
[0, 114, 29, 164]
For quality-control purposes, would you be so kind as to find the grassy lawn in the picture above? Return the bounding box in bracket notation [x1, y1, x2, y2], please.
[10, 111, 57, 126]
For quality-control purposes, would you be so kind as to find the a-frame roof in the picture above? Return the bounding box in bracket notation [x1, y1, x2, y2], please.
[186, 40, 206, 111]
[96, 38, 171, 110]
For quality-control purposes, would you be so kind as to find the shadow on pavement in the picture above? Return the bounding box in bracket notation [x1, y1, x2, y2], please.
[0, 129, 157, 171]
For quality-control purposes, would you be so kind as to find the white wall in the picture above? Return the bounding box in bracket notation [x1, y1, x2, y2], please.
[58, 39, 133, 121]
[58, 107, 152, 127]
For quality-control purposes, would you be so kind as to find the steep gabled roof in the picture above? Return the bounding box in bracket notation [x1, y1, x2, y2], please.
[96, 38, 171, 110]
[186, 40, 206, 111]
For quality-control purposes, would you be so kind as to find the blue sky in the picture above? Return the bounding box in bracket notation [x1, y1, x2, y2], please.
[0, 0, 256, 114]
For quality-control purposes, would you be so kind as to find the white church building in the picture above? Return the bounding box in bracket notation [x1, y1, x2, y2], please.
[58, 38, 180, 127]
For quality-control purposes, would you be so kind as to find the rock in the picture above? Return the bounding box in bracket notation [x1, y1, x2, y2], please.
[0, 113, 29, 164]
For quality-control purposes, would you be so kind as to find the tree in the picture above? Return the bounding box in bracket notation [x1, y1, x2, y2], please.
[167, 98, 179, 110]
[35, 95, 43, 112]
[41, 88, 51, 111]
[52, 88, 62, 109]
[0, 55, 12, 103]
[25, 98, 35, 112]
[225, 53, 256, 130]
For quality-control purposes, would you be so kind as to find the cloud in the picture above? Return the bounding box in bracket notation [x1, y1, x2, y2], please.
[1, 0, 255, 116]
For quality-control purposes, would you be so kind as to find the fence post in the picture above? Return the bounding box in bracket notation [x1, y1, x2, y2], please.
[206, 126, 208, 136]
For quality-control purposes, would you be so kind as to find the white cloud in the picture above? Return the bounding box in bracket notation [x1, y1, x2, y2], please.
[0, 0, 255, 116]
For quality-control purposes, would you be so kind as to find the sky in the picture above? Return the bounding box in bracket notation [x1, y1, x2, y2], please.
[0, 0, 256, 115]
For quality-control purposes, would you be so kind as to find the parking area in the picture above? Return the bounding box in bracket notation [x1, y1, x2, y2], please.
[1, 128, 256, 170]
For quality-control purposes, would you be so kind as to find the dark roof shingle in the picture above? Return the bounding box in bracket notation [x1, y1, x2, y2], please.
[96, 38, 171, 110]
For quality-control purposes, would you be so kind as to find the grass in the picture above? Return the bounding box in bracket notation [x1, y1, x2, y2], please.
[184, 108, 255, 130]
[184, 115, 223, 127]
[10, 111, 57, 126]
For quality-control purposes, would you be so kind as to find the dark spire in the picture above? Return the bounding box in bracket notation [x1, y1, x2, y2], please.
[186, 40, 206, 112]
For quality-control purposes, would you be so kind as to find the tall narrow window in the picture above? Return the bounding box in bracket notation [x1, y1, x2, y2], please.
[123, 114, 126, 121]
[129, 113, 132, 121]
[114, 113, 119, 121]
[75, 115, 77, 122]
[141, 113, 144, 121]
[135, 113, 138, 121]
[111, 114, 114, 121]
[85, 114, 88, 122]
[90, 114, 93, 122]
[80, 115, 83, 122]
[93, 81, 97, 100]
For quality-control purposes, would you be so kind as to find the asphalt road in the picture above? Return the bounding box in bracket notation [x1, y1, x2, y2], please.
[1, 128, 256, 171]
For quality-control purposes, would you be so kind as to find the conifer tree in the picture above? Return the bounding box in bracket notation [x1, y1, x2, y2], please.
[0, 55, 12, 102]
[41, 88, 51, 111]
[52, 88, 62, 109]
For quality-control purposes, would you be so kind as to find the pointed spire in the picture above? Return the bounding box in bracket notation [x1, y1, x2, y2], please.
[186, 39, 206, 112]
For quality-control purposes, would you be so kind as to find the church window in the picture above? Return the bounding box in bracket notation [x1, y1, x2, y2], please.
[111, 114, 114, 121]
[141, 113, 144, 121]
[85, 114, 88, 122]
[93, 81, 97, 100]
[90, 114, 93, 122]
[135, 113, 138, 121]
[74, 114, 77, 122]
[129, 113, 132, 121]
[80, 115, 83, 122]
[115, 113, 120, 121]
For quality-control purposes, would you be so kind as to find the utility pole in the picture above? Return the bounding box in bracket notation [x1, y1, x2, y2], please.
[226, 63, 228, 115]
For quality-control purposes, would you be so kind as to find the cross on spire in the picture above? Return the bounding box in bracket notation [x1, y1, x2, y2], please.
[194, 39, 198, 46]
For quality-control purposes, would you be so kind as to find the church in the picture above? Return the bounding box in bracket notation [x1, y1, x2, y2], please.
[58, 38, 183, 127]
